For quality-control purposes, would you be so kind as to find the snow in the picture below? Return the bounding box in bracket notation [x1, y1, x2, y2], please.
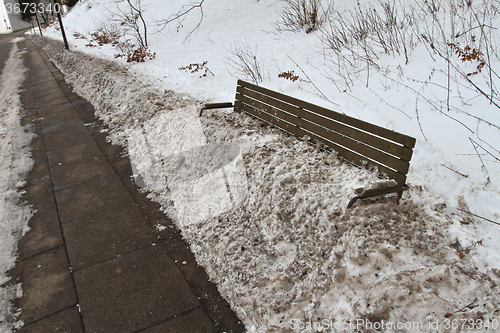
[2, 0, 30, 32]
[0, 1, 11, 34]
[0, 39, 33, 332]
[28, 0, 500, 331]
[128, 105, 248, 227]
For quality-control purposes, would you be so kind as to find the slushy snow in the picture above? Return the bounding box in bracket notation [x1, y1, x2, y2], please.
[12, 0, 500, 331]
[0, 39, 33, 333]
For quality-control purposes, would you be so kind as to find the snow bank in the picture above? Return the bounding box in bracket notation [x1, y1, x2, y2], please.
[40, 0, 500, 274]
[0, 39, 34, 332]
[128, 105, 248, 227]
[37, 36, 500, 332]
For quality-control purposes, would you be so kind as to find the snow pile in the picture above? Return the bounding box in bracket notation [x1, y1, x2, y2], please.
[0, 39, 33, 332]
[40, 0, 500, 273]
[187, 137, 500, 331]
[32, 0, 500, 330]
[36, 35, 500, 331]
[128, 105, 248, 226]
[35, 39, 199, 147]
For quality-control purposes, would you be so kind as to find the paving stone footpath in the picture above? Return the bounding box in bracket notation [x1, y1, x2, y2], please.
[4, 36, 245, 333]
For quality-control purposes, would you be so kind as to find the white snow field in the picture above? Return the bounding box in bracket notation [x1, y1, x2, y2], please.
[0, 39, 33, 333]
[27, 0, 500, 331]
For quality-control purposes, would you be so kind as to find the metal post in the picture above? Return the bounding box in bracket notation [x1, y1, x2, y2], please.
[35, 12, 43, 36]
[52, 0, 69, 50]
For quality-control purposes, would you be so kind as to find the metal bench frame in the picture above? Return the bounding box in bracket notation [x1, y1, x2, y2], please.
[201, 80, 416, 208]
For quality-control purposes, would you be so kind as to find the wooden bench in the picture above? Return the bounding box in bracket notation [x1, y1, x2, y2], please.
[201, 80, 416, 208]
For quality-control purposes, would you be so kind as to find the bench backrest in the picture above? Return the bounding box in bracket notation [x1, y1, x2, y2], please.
[234, 80, 416, 186]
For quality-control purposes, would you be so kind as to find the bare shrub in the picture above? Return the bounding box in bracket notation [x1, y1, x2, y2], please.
[226, 41, 267, 84]
[80, 2, 156, 63]
[112, 42, 156, 63]
[125, 47, 156, 63]
[278, 70, 300, 81]
[73, 32, 86, 40]
[321, 1, 413, 63]
[179, 61, 214, 78]
[320, 0, 499, 99]
[413, 0, 500, 109]
[112, 0, 149, 48]
[88, 25, 122, 47]
[319, 0, 500, 179]
[277, 0, 334, 33]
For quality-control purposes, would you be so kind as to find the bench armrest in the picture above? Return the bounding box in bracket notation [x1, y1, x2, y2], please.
[347, 184, 409, 208]
[199, 102, 234, 117]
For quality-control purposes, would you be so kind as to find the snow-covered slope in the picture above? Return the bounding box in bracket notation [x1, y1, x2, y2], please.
[37, 0, 500, 331]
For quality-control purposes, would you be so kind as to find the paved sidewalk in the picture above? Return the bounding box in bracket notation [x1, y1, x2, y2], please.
[6, 38, 244, 332]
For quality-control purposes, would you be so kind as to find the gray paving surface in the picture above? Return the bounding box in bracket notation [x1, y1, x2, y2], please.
[0, 31, 25, 69]
[3, 37, 245, 333]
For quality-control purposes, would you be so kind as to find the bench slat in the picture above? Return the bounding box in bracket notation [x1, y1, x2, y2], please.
[237, 86, 413, 161]
[237, 89, 411, 174]
[238, 80, 416, 149]
[236, 99, 408, 185]
[234, 100, 304, 137]
[236, 92, 300, 127]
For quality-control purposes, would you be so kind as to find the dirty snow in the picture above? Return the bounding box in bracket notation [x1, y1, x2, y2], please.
[31, 0, 500, 331]
[0, 39, 33, 333]
[36, 35, 500, 331]
[128, 105, 248, 227]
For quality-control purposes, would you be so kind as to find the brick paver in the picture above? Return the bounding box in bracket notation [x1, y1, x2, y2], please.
[5, 37, 244, 333]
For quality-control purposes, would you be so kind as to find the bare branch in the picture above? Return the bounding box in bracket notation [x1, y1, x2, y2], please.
[156, 0, 205, 41]
[226, 41, 266, 85]
[288, 56, 340, 109]
[470, 137, 491, 186]
[126, 0, 148, 46]
[110, 0, 149, 48]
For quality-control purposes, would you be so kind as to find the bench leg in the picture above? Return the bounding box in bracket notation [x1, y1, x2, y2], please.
[348, 185, 409, 208]
[347, 196, 359, 209]
[396, 191, 403, 204]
